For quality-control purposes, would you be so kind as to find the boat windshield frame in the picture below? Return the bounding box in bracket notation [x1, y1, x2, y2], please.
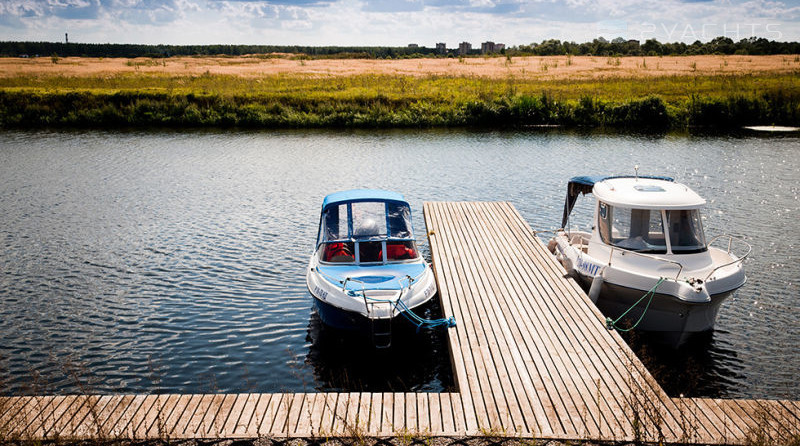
[597, 201, 708, 255]
[315, 198, 420, 265]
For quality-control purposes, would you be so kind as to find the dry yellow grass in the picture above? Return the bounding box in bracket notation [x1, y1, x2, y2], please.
[1, 54, 797, 80]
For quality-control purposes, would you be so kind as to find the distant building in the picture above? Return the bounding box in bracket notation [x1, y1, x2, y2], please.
[436, 42, 446, 55]
[481, 41, 505, 54]
[458, 42, 471, 56]
[408, 43, 419, 49]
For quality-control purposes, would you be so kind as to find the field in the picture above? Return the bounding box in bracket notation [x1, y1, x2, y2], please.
[0, 55, 798, 129]
[2, 54, 799, 79]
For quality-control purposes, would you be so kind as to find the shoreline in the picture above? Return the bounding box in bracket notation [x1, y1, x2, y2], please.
[1, 56, 798, 130]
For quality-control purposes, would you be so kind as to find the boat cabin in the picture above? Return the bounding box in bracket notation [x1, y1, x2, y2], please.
[564, 176, 709, 255]
[316, 189, 420, 265]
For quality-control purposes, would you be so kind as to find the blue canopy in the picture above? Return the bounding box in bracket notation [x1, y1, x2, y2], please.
[562, 175, 674, 228]
[322, 189, 408, 211]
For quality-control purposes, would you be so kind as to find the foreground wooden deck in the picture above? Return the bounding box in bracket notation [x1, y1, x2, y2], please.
[1, 201, 798, 444]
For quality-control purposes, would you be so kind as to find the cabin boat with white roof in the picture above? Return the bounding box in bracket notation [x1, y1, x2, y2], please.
[549, 175, 750, 346]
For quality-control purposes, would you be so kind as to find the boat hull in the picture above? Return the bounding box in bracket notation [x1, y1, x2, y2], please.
[575, 274, 733, 346]
[312, 295, 435, 333]
[551, 231, 745, 347]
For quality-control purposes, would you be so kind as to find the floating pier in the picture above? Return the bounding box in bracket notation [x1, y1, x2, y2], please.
[1, 201, 798, 444]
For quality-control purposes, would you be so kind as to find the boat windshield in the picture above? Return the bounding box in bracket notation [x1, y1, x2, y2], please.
[598, 203, 668, 253]
[666, 209, 707, 253]
[319, 201, 413, 242]
[317, 200, 418, 264]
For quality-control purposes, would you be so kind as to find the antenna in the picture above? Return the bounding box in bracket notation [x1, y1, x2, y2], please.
[634, 165, 639, 180]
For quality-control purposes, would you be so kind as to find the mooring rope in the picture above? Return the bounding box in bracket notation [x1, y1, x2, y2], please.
[605, 277, 666, 332]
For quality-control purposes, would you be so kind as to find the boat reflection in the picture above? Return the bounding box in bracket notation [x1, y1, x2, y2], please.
[304, 298, 455, 393]
[622, 329, 746, 398]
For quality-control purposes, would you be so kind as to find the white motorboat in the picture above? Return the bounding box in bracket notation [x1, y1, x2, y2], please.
[548, 175, 750, 346]
[306, 189, 452, 348]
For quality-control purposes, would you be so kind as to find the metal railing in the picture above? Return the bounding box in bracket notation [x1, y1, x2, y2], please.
[605, 244, 685, 281]
[703, 235, 751, 281]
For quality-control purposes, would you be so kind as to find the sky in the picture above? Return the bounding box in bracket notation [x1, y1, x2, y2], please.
[0, 0, 798, 47]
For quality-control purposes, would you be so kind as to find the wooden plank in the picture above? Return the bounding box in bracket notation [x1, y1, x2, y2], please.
[318, 393, 337, 437]
[696, 398, 747, 441]
[428, 393, 442, 435]
[40, 395, 80, 439]
[256, 393, 283, 436]
[85, 395, 123, 438]
[344, 392, 360, 435]
[309, 393, 327, 437]
[434, 202, 505, 432]
[466, 201, 592, 432]
[751, 399, 798, 442]
[29, 395, 69, 439]
[293, 393, 316, 437]
[124, 395, 169, 439]
[368, 393, 382, 435]
[182, 394, 211, 439]
[483, 200, 639, 439]
[70, 395, 114, 439]
[490, 201, 681, 441]
[329, 393, 348, 436]
[417, 393, 430, 434]
[449, 392, 466, 436]
[357, 392, 372, 434]
[424, 202, 483, 434]
[379, 393, 393, 435]
[0, 396, 29, 434]
[404, 392, 417, 434]
[285, 393, 305, 436]
[168, 394, 202, 438]
[146, 394, 184, 439]
[105, 395, 146, 439]
[199, 393, 230, 438]
[231, 394, 259, 437]
[467, 201, 598, 437]
[221, 394, 249, 436]
[392, 392, 405, 434]
[244, 394, 271, 438]
[113, 394, 156, 439]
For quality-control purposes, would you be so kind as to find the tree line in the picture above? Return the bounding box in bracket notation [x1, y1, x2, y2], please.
[0, 36, 798, 59]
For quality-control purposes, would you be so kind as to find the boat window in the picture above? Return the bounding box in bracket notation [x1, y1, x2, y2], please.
[599, 203, 667, 253]
[666, 209, 707, 253]
[387, 202, 413, 238]
[351, 201, 387, 240]
[320, 204, 348, 242]
[320, 242, 355, 263]
[359, 241, 383, 263]
[384, 241, 419, 261]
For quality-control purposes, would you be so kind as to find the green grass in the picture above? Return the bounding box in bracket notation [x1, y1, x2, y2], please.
[1, 72, 798, 128]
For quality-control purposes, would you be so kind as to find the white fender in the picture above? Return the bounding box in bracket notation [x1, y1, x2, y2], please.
[588, 267, 605, 303]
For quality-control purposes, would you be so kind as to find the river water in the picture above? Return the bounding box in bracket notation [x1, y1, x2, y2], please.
[0, 129, 797, 399]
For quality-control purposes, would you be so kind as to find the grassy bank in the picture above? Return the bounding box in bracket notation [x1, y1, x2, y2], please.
[1, 73, 799, 129]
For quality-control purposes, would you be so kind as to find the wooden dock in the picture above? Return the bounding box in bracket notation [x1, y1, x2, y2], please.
[1, 201, 798, 444]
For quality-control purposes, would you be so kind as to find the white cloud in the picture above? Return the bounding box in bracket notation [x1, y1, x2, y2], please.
[0, 0, 798, 44]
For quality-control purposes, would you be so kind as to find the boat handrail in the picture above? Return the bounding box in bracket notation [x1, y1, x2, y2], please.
[703, 235, 751, 282]
[533, 227, 564, 235]
[604, 243, 685, 281]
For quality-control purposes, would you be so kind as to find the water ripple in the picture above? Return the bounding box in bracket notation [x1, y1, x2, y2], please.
[0, 129, 797, 399]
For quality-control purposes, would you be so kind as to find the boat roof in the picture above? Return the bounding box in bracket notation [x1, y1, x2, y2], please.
[322, 189, 408, 211]
[593, 177, 706, 209]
